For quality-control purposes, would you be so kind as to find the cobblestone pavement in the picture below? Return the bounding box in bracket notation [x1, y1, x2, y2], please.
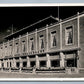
[0, 71, 84, 78]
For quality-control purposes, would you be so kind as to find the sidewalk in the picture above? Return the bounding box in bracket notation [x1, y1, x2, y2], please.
[0, 71, 84, 78]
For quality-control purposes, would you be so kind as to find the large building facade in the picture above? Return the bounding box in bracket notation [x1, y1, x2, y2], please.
[0, 12, 84, 74]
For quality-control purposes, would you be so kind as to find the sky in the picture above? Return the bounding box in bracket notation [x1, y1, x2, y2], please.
[0, 6, 84, 42]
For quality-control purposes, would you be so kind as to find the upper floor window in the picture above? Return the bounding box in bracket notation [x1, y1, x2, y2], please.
[51, 31, 57, 48]
[22, 41, 26, 53]
[65, 26, 73, 45]
[39, 35, 44, 50]
[15, 43, 19, 54]
[30, 38, 34, 51]
[10, 45, 12, 55]
[5, 46, 7, 56]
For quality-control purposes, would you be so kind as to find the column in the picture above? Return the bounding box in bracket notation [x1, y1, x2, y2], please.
[7, 40, 9, 56]
[2, 42, 5, 58]
[26, 32, 28, 53]
[0, 60, 2, 68]
[60, 20, 62, 50]
[8, 59, 10, 68]
[77, 50, 79, 73]
[35, 29, 37, 52]
[13, 38, 15, 57]
[46, 54, 51, 68]
[19, 57, 22, 72]
[8, 59, 11, 72]
[77, 12, 80, 72]
[1, 60, 3, 71]
[4, 60, 6, 68]
[27, 56, 30, 67]
[19, 35, 21, 55]
[46, 26, 48, 52]
[60, 52, 65, 68]
[36, 55, 39, 68]
[13, 58, 16, 68]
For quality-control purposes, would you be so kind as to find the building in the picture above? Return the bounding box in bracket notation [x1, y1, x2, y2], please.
[0, 11, 84, 74]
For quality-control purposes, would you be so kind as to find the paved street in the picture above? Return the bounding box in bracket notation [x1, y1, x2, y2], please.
[0, 71, 84, 78]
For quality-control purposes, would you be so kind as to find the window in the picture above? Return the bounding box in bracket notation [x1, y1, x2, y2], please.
[2, 63, 3, 67]
[30, 61, 35, 67]
[65, 26, 73, 45]
[51, 31, 56, 48]
[39, 35, 44, 50]
[16, 62, 20, 68]
[23, 61, 27, 67]
[15, 43, 19, 54]
[30, 38, 34, 51]
[7, 62, 8, 67]
[10, 45, 12, 55]
[10, 62, 11, 67]
[40, 61, 46, 67]
[66, 59, 77, 67]
[51, 60, 60, 67]
[22, 41, 26, 53]
[5, 46, 7, 56]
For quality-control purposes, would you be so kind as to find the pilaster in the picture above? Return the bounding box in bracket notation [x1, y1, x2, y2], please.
[46, 54, 50, 68]
[27, 56, 30, 67]
[26, 32, 29, 53]
[36, 55, 39, 68]
[46, 26, 48, 52]
[60, 52, 65, 68]
[35, 29, 37, 52]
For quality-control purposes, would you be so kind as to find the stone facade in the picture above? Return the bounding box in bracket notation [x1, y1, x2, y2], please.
[0, 12, 84, 74]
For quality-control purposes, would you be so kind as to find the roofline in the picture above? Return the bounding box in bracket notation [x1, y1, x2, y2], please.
[4, 11, 84, 39]
[4, 15, 57, 39]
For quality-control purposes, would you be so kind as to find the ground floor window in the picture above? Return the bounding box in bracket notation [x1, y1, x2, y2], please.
[30, 61, 35, 67]
[7, 62, 8, 67]
[10, 62, 11, 67]
[40, 61, 46, 67]
[51, 60, 60, 67]
[2, 63, 4, 68]
[66, 59, 77, 67]
[16, 62, 20, 68]
[23, 61, 27, 67]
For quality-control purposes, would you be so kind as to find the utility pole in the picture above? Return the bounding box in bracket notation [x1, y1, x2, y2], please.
[58, 6, 60, 21]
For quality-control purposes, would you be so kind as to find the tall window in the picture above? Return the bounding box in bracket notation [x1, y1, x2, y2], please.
[51, 31, 56, 48]
[22, 41, 26, 53]
[10, 45, 12, 55]
[30, 38, 34, 51]
[0, 47, 3, 57]
[5, 46, 7, 56]
[66, 26, 73, 45]
[15, 43, 19, 54]
[39, 35, 44, 50]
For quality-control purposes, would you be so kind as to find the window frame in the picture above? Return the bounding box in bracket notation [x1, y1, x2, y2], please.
[50, 30, 57, 48]
[30, 38, 34, 52]
[39, 35, 44, 50]
[65, 25, 74, 45]
[22, 40, 26, 53]
[15, 43, 19, 54]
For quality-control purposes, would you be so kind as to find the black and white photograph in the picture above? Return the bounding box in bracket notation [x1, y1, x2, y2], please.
[0, 6, 84, 79]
